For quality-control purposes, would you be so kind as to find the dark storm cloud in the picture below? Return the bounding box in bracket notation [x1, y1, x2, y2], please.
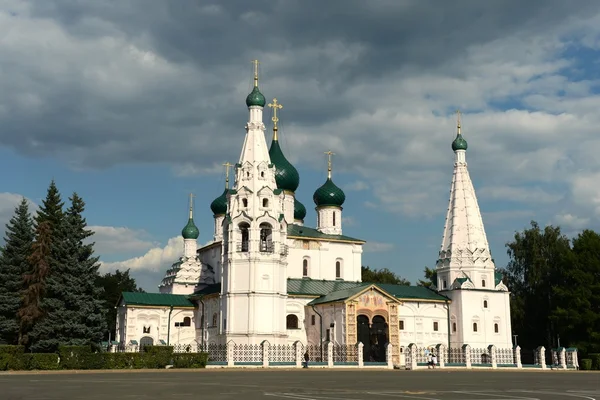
[1, 0, 599, 173]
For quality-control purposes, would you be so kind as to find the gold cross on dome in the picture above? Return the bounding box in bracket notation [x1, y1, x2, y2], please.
[324, 150, 335, 179]
[268, 98, 283, 140]
[223, 162, 234, 188]
[456, 109, 461, 133]
[251, 59, 259, 87]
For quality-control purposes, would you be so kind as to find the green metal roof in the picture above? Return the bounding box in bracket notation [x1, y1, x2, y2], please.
[308, 284, 370, 305]
[287, 278, 364, 296]
[120, 292, 194, 307]
[287, 224, 365, 243]
[375, 284, 449, 302]
[494, 271, 503, 286]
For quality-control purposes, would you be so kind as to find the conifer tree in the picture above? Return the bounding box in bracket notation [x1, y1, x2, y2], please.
[28, 180, 69, 352]
[0, 198, 34, 345]
[63, 192, 107, 344]
[18, 221, 51, 347]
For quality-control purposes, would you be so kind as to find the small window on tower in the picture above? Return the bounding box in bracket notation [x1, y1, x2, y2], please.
[482, 280, 486, 287]
[311, 315, 316, 325]
[433, 321, 439, 331]
[399, 320, 404, 330]
[494, 323, 499, 333]
[483, 300, 488, 308]
[262, 198, 268, 207]
[443, 280, 447, 289]
[303, 259, 309, 277]
[242, 198, 248, 208]
[473, 322, 478, 332]
[452, 322, 457, 332]
[333, 212, 336, 227]
[261, 171, 264, 178]
[335, 261, 341, 278]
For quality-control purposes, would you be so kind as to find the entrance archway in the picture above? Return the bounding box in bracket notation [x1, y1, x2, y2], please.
[140, 336, 154, 352]
[357, 315, 370, 362]
[370, 315, 389, 362]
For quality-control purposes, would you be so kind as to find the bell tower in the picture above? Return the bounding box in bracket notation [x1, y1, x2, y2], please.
[220, 60, 289, 345]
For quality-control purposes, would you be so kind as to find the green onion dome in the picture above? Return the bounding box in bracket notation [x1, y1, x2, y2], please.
[210, 188, 229, 216]
[452, 133, 468, 151]
[181, 218, 199, 240]
[269, 139, 300, 192]
[246, 86, 266, 108]
[294, 198, 307, 221]
[313, 178, 345, 207]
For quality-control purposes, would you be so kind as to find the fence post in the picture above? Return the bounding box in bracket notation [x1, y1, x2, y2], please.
[514, 346, 522, 368]
[488, 345, 497, 369]
[463, 344, 472, 369]
[358, 342, 364, 368]
[436, 344, 445, 368]
[227, 341, 235, 367]
[262, 341, 269, 368]
[327, 342, 334, 368]
[538, 346, 546, 370]
[386, 343, 393, 369]
[559, 347, 566, 370]
[408, 343, 417, 370]
[295, 341, 302, 368]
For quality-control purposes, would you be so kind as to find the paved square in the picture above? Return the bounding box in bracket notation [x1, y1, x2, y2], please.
[0, 369, 598, 400]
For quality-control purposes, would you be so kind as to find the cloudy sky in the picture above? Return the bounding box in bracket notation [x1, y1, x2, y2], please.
[2, 0, 600, 291]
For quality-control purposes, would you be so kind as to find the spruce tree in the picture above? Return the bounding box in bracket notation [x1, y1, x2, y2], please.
[0, 198, 34, 345]
[18, 221, 51, 347]
[29, 180, 69, 352]
[63, 193, 107, 345]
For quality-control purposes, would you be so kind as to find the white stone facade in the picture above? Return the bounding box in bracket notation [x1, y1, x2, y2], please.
[115, 72, 512, 359]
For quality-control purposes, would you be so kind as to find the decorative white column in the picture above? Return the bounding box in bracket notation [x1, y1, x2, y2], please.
[295, 341, 302, 368]
[227, 341, 235, 367]
[408, 343, 417, 370]
[514, 345, 522, 368]
[262, 341, 269, 368]
[436, 344, 446, 368]
[358, 342, 364, 368]
[327, 342, 334, 368]
[538, 346, 546, 369]
[559, 348, 566, 370]
[386, 343, 393, 369]
[488, 344, 497, 369]
[464, 344, 472, 369]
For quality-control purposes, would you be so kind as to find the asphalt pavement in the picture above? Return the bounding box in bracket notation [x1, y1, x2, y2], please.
[0, 368, 598, 400]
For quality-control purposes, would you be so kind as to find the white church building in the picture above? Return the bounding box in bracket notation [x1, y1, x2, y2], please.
[115, 63, 513, 365]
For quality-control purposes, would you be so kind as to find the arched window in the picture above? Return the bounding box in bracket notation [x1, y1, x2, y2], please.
[494, 323, 499, 333]
[260, 171, 264, 178]
[212, 313, 218, 327]
[239, 222, 250, 252]
[335, 261, 341, 278]
[183, 317, 191, 327]
[303, 259, 309, 277]
[286, 314, 299, 329]
[482, 279, 486, 287]
[262, 198, 268, 207]
[452, 322, 457, 332]
[483, 300, 488, 308]
[242, 198, 248, 208]
[333, 212, 336, 226]
[259, 223, 273, 252]
[473, 322, 478, 332]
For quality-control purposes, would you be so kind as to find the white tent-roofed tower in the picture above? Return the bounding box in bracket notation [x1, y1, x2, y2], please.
[435, 111, 512, 349]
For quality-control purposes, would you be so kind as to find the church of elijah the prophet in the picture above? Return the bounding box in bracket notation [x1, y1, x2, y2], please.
[116, 61, 513, 364]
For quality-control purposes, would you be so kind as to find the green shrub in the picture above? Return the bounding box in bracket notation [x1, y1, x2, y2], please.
[172, 353, 208, 369]
[0, 345, 25, 371]
[588, 353, 600, 370]
[58, 345, 103, 370]
[142, 346, 174, 368]
[25, 353, 60, 370]
[581, 359, 592, 370]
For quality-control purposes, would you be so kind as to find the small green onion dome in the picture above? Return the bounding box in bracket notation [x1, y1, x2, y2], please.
[269, 140, 300, 192]
[210, 188, 229, 216]
[452, 133, 468, 151]
[246, 86, 266, 108]
[313, 178, 345, 207]
[181, 218, 199, 240]
[294, 198, 307, 221]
